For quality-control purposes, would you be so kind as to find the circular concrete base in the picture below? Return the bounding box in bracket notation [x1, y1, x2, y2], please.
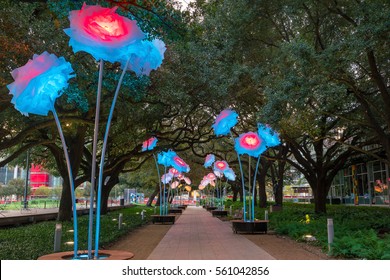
[37, 250, 134, 260]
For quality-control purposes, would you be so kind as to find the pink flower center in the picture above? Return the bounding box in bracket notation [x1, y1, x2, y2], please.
[217, 162, 226, 169]
[244, 136, 259, 146]
[84, 14, 127, 40]
[240, 133, 261, 150]
[215, 111, 229, 126]
[174, 156, 185, 166]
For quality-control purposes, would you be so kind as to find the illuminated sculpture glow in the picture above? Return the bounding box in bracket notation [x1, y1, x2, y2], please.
[64, 3, 145, 63]
[204, 154, 215, 168]
[234, 132, 267, 157]
[212, 109, 238, 136]
[7, 52, 75, 116]
[120, 39, 166, 76]
[142, 137, 158, 151]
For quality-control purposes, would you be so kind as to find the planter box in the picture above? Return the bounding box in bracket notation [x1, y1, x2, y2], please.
[231, 220, 268, 234]
[206, 206, 217, 211]
[151, 215, 176, 224]
[168, 208, 183, 214]
[211, 210, 228, 217]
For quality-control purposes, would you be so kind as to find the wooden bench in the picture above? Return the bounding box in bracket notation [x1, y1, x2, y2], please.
[231, 220, 269, 234]
[151, 215, 176, 224]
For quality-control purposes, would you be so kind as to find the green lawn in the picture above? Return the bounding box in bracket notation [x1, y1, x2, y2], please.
[225, 201, 390, 260]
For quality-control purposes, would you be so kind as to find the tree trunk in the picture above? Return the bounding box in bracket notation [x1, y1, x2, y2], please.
[146, 183, 159, 206]
[58, 178, 73, 221]
[100, 176, 119, 215]
[310, 177, 331, 213]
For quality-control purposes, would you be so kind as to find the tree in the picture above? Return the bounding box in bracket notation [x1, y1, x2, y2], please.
[6, 178, 29, 200]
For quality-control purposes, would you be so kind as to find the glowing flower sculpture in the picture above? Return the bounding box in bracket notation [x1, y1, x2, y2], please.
[235, 132, 267, 158]
[161, 173, 173, 184]
[120, 38, 166, 76]
[7, 52, 75, 116]
[213, 160, 229, 173]
[233, 127, 280, 222]
[142, 137, 158, 151]
[257, 123, 281, 148]
[7, 52, 79, 258]
[157, 150, 177, 167]
[171, 155, 190, 173]
[212, 109, 238, 136]
[64, 3, 145, 63]
[204, 154, 215, 168]
[169, 168, 180, 177]
[65, 3, 147, 259]
[224, 168, 236, 181]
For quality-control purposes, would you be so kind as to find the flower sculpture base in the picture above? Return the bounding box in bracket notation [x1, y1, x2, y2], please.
[37, 249, 134, 260]
[231, 220, 269, 234]
[168, 208, 183, 214]
[211, 210, 228, 217]
[206, 206, 218, 211]
[151, 215, 176, 224]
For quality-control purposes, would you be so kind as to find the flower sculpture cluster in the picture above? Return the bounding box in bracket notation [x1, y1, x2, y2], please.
[199, 154, 236, 209]
[7, 3, 166, 260]
[141, 143, 191, 216]
[211, 109, 281, 221]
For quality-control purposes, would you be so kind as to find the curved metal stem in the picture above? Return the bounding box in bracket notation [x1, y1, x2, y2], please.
[87, 60, 104, 259]
[230, 131, 246, 221]
[153, 154, 162, 214]
[94, 58, 131, 259]
[52, 107, 78, 258]
[252, 156, 261, 222]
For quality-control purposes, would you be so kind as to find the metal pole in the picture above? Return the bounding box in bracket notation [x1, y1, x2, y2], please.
[54, 223, 62, 252]
[88, 59, 104, 259]
[327, 218, 334, 254]
[52, 108, 79, 259]
[23, 150, 30, 210]
[118, 213, 123, 230]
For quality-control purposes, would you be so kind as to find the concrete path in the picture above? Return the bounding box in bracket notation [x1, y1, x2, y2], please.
[147, 206, 275, 260]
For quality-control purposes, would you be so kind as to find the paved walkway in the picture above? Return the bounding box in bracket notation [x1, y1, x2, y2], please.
[147, 206, 275, 260]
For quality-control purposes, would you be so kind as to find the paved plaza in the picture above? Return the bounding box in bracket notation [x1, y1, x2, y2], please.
[147, 206, 275, 260]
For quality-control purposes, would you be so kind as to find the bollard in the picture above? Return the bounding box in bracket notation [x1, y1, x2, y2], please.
[264, 210, 268, 220]
[327, 218, 334, 253]
[229, 205, 232, 216]
[141, 210, 145, 220]
[154, 206, 156, 214]
[270, 205, 273, 213]
[118, 213, 123, 230]
[54, 223, 62, 252]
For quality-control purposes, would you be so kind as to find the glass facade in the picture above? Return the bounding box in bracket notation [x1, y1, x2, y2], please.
[330, 160, 389, 205]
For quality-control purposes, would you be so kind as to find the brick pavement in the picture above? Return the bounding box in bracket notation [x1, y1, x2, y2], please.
[147, 206, 275, 260]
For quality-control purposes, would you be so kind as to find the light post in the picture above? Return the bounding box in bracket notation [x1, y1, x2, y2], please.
[23, 150, 30, 210]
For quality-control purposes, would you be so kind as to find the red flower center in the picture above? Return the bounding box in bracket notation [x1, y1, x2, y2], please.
[217, 162, 226, 169]
[84, 14, 127, 40]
